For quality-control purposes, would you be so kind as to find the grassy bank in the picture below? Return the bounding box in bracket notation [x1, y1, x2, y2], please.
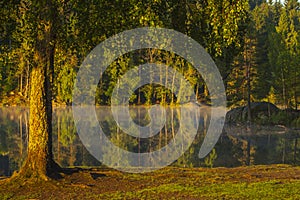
[0, 165, 299, 199]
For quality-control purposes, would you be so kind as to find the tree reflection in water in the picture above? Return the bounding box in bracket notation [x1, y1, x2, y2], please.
[0, 106, 299, 176]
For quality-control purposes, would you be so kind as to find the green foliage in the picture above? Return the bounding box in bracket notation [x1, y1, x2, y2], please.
[266, 86, 277, 104]
[0, 0, 299, 110]
[263, 110, 300, 128]
[54, 51, 78, 105]
[291, 117, 300, 128]
[0, 0, 250, 106]
[227, 0, 300, 110]
[204, 148, 217, 168]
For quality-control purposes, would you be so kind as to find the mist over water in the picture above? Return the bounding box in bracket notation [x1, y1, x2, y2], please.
[0, 106, 299, 175]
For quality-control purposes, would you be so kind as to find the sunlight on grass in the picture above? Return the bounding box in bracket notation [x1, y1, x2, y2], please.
[96, 180, 300, 199]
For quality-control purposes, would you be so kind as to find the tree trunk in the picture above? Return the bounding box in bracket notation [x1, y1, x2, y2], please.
[13, 0, 60, 180]
[17, 65, 59, 180]
[245, 36, 252, 124]
[246, 63, 252, 123]
[281, 68, 287, 109]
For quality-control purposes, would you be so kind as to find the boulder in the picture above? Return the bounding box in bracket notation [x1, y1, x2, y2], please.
[226, 102, 279, 123]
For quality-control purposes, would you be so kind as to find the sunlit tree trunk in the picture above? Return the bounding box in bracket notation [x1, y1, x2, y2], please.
[14, 0, 60, 180]
[18, 41, 59, 179]
[18, 65, 54, 179]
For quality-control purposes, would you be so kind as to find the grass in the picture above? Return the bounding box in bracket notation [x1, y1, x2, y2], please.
[0, 165, 299, 199]
[98, 181, 300, 199]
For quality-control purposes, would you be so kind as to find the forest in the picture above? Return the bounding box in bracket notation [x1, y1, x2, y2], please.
[0, 0, 299, 109]
[0, 0, 300, 199]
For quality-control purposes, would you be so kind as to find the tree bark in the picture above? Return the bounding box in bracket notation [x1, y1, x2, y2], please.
[17, 44, 60, 179]
[13, 0, 60, 181]
[17, 66, 56, 180]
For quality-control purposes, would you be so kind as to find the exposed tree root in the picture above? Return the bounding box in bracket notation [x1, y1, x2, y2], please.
[9, 159, 62, 183]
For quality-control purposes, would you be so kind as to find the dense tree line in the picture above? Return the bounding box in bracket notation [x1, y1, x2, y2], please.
[0, 0, 299, 108]
[227, 0, 299, 110]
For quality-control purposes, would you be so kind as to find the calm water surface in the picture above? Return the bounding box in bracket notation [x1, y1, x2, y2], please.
[0, 106, 299, 176]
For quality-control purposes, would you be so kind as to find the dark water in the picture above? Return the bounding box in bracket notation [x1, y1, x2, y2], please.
[0, 106, 299, 176]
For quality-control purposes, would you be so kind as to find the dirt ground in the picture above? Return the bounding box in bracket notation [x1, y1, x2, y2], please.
[0, 164, 300, 199]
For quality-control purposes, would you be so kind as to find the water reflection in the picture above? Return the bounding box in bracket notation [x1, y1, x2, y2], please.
[0, 106, 299, 175]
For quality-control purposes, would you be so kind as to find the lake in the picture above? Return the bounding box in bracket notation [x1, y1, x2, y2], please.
[0, 106, 299, 176]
